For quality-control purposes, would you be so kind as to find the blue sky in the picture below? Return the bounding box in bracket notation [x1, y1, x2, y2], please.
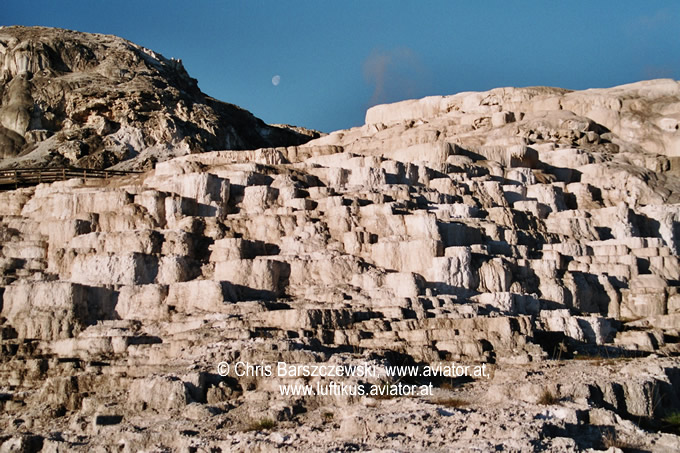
[4, 1, 680, 132]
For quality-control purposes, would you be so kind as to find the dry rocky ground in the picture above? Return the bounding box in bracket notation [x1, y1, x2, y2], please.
[1, 26, 680, 453]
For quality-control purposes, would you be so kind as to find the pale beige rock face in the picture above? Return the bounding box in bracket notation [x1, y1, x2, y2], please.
[166, 280, 234, 312]
[127, 376, 191, 411]
[116, 284, 169, 320]
[2, 282, 90, 340]
[2, 34, 680, 451]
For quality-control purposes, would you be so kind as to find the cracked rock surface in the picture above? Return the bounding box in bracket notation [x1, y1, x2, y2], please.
[2, 28, 680, 453]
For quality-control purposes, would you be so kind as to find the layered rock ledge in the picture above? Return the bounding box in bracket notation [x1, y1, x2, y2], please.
[1, 44, 680, 450]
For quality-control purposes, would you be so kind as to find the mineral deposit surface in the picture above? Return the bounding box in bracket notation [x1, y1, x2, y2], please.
[0, 26, 316, 171]
[1, 27, 680, 452]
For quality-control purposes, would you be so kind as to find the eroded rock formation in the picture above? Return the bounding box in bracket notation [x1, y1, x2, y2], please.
[1, 37, 680, 450]
[0, 26, 316, 170]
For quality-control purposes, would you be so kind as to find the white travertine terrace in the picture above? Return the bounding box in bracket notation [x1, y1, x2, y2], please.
[1, 28, 680, 452]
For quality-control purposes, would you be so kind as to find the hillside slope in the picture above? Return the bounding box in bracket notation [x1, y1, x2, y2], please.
[0, 26, 316, 170]
[1, 41, 680, 450]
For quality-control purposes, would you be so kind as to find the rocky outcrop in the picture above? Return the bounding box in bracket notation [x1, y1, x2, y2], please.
[1, 75, 680, 451]
[0, 26, 317, 170]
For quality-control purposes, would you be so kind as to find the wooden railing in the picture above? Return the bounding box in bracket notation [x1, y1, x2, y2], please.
[0, 167, 142, 190]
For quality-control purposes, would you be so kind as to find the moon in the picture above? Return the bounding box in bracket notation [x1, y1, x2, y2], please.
[272, 75, 281, 86]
